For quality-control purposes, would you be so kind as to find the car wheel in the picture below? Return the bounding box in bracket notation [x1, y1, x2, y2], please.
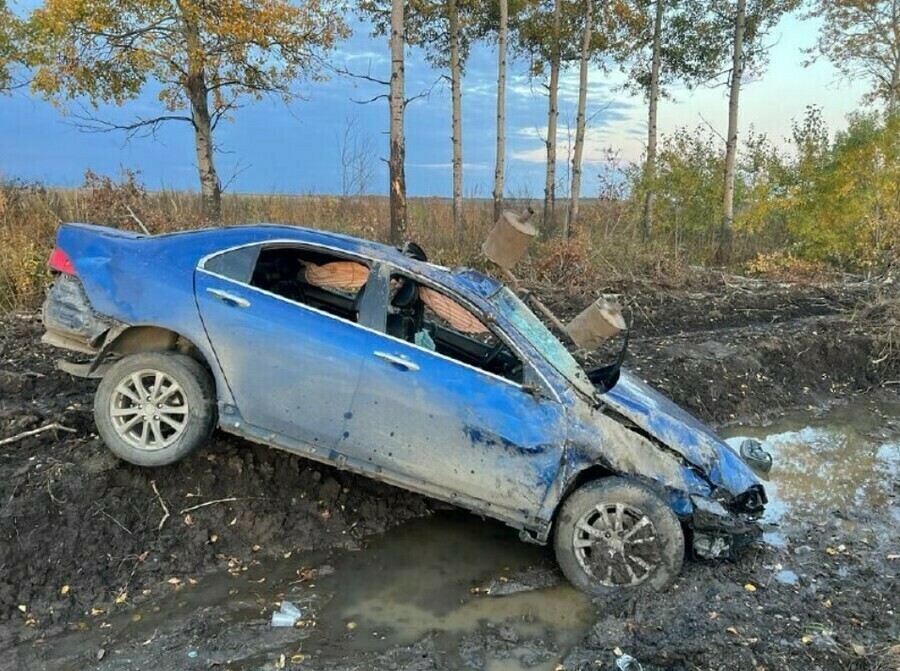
[94, 352, 216, 467]
[553, 476, 685, 595]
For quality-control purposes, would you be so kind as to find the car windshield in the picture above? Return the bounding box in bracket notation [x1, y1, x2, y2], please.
[489, 287, 596, 398]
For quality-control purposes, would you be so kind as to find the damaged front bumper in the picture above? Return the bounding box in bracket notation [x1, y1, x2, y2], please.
[690, 488, 765, 559]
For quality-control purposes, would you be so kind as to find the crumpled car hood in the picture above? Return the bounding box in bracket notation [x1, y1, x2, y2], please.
[601, 369, 762, 498]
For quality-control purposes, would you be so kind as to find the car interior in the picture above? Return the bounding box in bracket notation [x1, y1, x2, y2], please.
[250, 247, 367, 323]
[249, 245, 523, 384]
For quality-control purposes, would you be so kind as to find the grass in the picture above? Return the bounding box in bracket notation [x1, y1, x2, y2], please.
[0, 171, 811, 313]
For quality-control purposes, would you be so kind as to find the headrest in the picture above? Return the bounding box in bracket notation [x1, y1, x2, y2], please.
[392, 279, 419, 309]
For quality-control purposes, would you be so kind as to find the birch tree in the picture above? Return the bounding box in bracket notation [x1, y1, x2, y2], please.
[493, 0, 509, 222]
[719, 0, 746, 262]
[806, 0, 900, 115]
[623, 0, 730, 238]
[26, 0, 347, 221]
[516, 0, 581, 234]
[389, 0, 408, 243]
[565, 0, 593, 236]
[714, 0, 800, 262]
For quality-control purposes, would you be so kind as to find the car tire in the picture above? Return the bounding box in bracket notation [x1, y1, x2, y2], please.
[94, 352, 217, 467]
[553, 476, 685, 595]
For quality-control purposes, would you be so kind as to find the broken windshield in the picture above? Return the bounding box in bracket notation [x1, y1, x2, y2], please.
[490, 287, 595, 398]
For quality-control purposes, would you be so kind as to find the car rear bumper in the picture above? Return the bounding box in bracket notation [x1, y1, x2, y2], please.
[42, 275, 112, 353]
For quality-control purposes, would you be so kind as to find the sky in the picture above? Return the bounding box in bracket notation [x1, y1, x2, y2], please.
[0, 10, 873, 198]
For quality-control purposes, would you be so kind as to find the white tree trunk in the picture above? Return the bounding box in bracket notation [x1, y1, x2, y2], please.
[492, 0, 508, 223]
[565, 0, 593, 237]
[389, 0, 407, 244]
[721, 0, 746, 263]
[543, 0, 561, 234]
[449, 0, 463, 229]
[641, 0, 664, 238]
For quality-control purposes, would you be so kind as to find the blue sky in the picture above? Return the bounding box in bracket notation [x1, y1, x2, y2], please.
[0, 11, 871, 197]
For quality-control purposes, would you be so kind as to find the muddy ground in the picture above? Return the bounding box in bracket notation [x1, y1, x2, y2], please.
[1, 271, 898, 671]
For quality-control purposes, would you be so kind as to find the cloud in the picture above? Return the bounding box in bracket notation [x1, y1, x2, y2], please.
[510, 115, 647, 166]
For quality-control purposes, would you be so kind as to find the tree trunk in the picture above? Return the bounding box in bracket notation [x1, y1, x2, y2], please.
[389, 0, 407, 245]
[492, 0, 508, 223]
[889, 51, 899, 115]
[640, 0, 664, 239]
[719, 0, 745, 265]
[180, 5, 221, 222]
[543, 0, 561, 235]
[565, 0, 593, 238]
[449, 0, 464, 230]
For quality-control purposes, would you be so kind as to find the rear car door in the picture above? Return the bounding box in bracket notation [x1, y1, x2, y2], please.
[340, 270, 567, 521]
[195, 243, 371, 450]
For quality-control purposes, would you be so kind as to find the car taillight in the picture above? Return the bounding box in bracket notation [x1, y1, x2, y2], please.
[48, 247, 76, 275]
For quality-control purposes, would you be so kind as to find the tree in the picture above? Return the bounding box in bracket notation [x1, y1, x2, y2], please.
[806, 0, 900, 115]
[0, 0, 22, 94]
[624, 0, 732, 237]
[27, 0, 348, 221]
[714, 0, 800, 262]
[545, 0, 562, 232]
[565, 0, 593, 236]
[720, 0, 746, 263]
[493, 0, 509, 223]
[640, 0, 665, 237]
[339, 117, 377, 197]
[389, 0, 408, 243]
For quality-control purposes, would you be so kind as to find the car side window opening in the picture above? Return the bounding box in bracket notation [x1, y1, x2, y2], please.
[387, 274, 524, 384]
[249, 246, 371, 323]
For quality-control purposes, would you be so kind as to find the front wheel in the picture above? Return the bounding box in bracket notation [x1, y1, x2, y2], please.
[94, 352, 217, 467]
[553, 477, 685, 595]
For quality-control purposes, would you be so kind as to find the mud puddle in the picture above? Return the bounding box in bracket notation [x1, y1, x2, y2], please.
[28, 513, 592, 671]
[723, 396, 900, 547]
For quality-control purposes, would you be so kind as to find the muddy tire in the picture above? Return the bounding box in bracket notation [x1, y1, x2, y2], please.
[94, 352, 216, 467]
[554, 477, 684, 595]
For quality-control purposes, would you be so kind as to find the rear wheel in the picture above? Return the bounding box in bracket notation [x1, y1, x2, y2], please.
[553, 477, 684, 595]
[94, 352, 216, 467]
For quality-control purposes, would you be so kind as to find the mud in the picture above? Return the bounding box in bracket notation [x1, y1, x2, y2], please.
[1, 275, 898, 670]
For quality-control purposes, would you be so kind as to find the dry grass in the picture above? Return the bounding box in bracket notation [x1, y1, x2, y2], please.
[0, 172, 780, 313]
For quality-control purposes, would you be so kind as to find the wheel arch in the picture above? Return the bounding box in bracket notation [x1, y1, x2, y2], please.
[97, 324, 228, 402]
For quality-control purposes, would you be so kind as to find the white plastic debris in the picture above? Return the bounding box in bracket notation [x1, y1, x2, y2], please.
[616, 653, 643, 671]
[270, 600, 303, 627]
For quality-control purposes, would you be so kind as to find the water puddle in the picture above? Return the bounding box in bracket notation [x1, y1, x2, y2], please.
[722, 397, 900, 545]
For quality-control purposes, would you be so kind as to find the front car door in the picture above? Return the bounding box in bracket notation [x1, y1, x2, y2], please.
[340, 268, 567, 526]
[195, 242, 374, 450]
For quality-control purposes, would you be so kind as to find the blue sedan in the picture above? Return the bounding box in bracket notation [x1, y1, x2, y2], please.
[42, 223, 767, 594]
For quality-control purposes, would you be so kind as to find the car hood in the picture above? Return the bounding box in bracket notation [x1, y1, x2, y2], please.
[600, 369, 762, 497]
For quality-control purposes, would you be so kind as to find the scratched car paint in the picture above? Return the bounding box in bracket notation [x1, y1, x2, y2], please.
[41, 222, 768, 593]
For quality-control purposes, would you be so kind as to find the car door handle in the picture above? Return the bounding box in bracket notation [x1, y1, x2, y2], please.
[373, 351, 420, 372]
[206, 288, 251, 308]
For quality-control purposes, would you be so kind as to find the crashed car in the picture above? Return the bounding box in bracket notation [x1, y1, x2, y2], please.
[42, 223, 767, 594]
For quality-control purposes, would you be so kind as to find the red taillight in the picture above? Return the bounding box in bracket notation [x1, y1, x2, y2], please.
[48, 247, 76, 275]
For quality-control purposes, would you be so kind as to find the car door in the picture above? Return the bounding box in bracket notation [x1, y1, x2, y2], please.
[340, 272, 567, 520]
[195, 243, 370, 450]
